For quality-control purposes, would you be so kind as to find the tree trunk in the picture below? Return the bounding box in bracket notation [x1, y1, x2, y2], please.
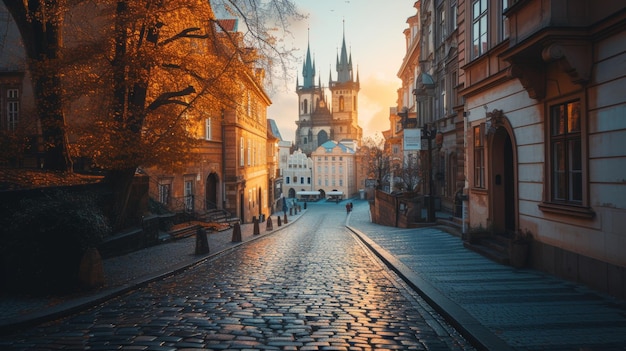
[105, 168, 137, 231]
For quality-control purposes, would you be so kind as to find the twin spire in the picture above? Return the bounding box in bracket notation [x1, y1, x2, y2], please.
[299, 23, 358, 90]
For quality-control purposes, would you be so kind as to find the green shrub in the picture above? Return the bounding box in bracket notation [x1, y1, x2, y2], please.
[1, 189, 111, 295]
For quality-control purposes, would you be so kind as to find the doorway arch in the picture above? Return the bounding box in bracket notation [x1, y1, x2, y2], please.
[489, 114, 518, 235]
[317, 130, 328, 147]
[206, 172, 219, 209]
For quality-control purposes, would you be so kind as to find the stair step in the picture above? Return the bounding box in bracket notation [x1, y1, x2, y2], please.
[168, 224, 201, 239]
[464, 241, 510, 265]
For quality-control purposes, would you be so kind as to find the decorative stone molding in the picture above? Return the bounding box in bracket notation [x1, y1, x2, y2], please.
[486, 109, 505, 135]
[507, 63, 546, 100]
[541, 42, 593, 85]
[542, 41, 592, 85]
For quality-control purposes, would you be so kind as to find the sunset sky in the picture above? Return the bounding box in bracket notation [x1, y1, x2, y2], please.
[266, 0, 416, 142]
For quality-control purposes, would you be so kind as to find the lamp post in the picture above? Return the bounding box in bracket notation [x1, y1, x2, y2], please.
[423, 124, 437, 223]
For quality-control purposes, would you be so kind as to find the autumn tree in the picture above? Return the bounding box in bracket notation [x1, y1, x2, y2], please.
[60, 0, 302, 228]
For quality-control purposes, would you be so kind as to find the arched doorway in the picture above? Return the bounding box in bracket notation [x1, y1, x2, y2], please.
[490, 126, 516, 234]
[317, 130, 328, 147]
[205, 173, 219, 209]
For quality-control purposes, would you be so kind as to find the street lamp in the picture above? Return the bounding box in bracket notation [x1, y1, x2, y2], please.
[422, 124, 437, 223]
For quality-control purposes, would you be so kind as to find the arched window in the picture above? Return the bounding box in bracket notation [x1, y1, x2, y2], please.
[303, 99, 308, 114]
[339, 96, 345, 111]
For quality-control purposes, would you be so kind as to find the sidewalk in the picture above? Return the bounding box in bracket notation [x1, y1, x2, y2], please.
[347, 200, 626, 351]
[0, 208, 305, 333]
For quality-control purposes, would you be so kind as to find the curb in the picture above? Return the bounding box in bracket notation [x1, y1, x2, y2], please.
[346, 223, 514, 351]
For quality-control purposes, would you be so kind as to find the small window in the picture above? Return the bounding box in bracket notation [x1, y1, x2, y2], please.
[7, 89, 19, 131]
[240, 137, 245, 166]
[205, 118, 212, 140]
[473, 124, 485, 188]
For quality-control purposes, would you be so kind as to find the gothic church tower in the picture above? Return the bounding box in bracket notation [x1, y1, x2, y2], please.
[329, 26, 362, 144]
[295, 27, 361, 156]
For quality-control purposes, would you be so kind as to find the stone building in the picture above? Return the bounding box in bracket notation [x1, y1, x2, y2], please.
[393, 0, 626, 298]
[457, 0, 626, 297]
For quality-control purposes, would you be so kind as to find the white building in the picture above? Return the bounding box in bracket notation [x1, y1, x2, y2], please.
[282, 149, 314, 199]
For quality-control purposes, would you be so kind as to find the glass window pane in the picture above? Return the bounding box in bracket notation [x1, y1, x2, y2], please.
[568, 101, 581, 132]
[551, 106, 566, 136]
[554, 171, 567, 200]
[570, 139, 582, 171]
[553, 141, 565, 171]
[571, 172, 583, 202]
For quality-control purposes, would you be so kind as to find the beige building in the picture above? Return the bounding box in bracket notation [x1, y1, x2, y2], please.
[311, 140, 357, 200]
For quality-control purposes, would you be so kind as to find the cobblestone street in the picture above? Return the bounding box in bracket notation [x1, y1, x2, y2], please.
[0, 204, 474, 350]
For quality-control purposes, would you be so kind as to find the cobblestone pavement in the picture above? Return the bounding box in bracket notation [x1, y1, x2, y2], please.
[0, 203, 475, 350]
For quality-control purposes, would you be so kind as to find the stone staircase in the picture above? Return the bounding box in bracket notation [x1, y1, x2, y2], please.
[200, 209, 240, 226]
[435, 215, 512, 265]
[463, 232, 511, 265]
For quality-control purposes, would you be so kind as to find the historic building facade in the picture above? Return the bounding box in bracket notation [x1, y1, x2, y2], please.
[457, 0, 626, 297]
[311, 140, 357, 200]
[390, 0, 626, 298]
[294, 30, 362, 156]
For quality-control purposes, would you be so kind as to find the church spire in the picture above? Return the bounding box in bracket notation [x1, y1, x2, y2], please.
[302, 29, 316, 88]
[336, 20, 353, 83]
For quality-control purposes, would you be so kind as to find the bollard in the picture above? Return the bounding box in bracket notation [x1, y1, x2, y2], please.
[277, 215, 282, 226]
[231, 222, 242, 242]
[195, 227, 210, 255]
[304, 202, 307, 209]
[266, 216, 273, 231]
[284, 213, 288, 224]
[289, 207, 293, 216]
[253, 217, 260, 235]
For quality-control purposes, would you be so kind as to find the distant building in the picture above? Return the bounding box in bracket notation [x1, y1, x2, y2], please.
[282, 149, 314, 199]
[311, 140, 357, 200]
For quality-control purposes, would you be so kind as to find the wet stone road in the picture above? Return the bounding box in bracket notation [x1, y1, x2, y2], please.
[0, 205, 475, 350]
